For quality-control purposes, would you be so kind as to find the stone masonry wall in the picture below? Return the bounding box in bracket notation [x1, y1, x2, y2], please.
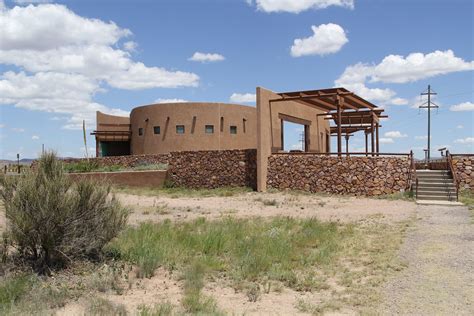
[452, 156, 473, 191]
[267, 154, 411, 196]
[62, 149, 257, 189]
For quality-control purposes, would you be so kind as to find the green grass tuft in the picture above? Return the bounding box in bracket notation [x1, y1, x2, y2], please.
[107, 217, 349, 292]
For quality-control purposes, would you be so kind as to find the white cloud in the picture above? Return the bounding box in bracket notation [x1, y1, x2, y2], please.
[454, 137, 474, 144]
[230, 93, 256, 103]
[14, 1, 52, 4]
[290, 23, 348, 57]
[0, 3, 198, 129]
[370, 50, 474, 84]
[450, 101, 474, 112]
[123, 41, 137, 52]
[0, 71, 129, 130]
[384, 131, 407, 138]
[251, 0, 354, 13]
[0, 124, 4, 128]
[456, 125, 464, 129]
[334, 50, 473, 105]
[0, 0, 5, 11]
[11, 127, 25, 132]
[31, 135, 39, 140]
[391, 97, 408, 105]
[155, 98, 188, 103]
[188, 52, 225, 63]
[379, 138, 394, 144]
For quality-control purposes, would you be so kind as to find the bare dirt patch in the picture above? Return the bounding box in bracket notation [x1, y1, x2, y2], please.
[118, 190, 416, 225]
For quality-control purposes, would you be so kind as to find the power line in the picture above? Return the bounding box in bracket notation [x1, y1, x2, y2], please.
[418, 85, 439, 160]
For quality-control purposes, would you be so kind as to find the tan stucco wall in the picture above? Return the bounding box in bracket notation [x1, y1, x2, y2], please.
[130, 102, 257, 155]
[256, 87, 330, 191]
[95, 111, 131, 141]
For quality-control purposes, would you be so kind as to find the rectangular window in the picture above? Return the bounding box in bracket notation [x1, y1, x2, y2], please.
[154, 126, 160, 134]
[205, 125, 214, 134]
[230, 125, 237, 134]
[138, 128, 143, 136]
[176, 125, 185, 134]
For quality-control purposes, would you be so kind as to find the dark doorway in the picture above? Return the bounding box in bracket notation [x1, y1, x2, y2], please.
[99, 141, 130, 156]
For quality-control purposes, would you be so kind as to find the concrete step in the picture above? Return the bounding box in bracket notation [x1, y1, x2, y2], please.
[417, 190, 456, 196]
[416, 175, 453, 180]
[415, 181, 455, 188]
[416, 194, 456, 201]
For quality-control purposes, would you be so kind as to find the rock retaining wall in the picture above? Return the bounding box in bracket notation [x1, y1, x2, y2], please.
[63, 149, 257, 189]
[267, 154, 411, 196]
[452, 156, 473, 191]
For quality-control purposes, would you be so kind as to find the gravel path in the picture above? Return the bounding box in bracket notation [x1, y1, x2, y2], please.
[380, 204, 474, 315]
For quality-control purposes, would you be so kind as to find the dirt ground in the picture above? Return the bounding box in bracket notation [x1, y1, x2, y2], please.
[118, 191, 416, 226]
[55, 191, 417, 315]
[379, 204, 474, 315]
[5, 191, 472, 315]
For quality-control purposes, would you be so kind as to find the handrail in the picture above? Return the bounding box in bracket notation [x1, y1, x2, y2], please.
[446, 150, 460, 201]
[409, 150, 418, 199]
[273, 152, 411, 157]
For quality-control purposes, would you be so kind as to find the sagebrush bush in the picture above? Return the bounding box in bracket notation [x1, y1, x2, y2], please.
[0, 152, 129, 270]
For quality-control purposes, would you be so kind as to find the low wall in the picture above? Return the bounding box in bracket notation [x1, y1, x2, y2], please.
[452, 156, 473, 191]
[267, 154, 411, 196]
[63, 149, 257, 189]
[68, 170, 167, 187]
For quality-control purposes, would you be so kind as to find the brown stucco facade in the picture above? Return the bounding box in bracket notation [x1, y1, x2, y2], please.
[130, 102, 257, 154]
[94, 102, 258, 156]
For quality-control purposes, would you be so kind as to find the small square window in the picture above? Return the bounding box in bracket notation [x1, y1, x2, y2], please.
[176, 125, 185, 134]
[138, 128, 143, 136]
[153, 126, 160, 134]
[230, 126, 237, 134]
[205, 125, 214, 134]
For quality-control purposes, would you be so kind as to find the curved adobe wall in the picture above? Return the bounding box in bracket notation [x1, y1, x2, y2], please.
[130, 102, 257, 155]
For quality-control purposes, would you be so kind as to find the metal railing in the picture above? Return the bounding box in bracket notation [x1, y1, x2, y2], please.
[408, 150, 418, 199]
[446, 150, 459, 201]
[273, 151, 411, 157]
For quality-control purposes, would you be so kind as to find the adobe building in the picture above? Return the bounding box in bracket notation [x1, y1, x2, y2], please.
[92, 99, 335, 157]
[92, 88, 384, 173]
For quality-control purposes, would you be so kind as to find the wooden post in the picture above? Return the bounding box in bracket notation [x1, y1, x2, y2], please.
[375, 121, 380, 156]
[365, 131, 368, 157]
[336, 96, 342, 157]
[371, 114, 375, 157]
[345, 134, 349, 156]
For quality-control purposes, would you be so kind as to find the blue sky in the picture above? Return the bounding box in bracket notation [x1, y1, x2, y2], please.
[0, 0, 472, 159]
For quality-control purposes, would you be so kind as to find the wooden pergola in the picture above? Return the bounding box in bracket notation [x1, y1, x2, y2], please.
[271, 87, 387, 156]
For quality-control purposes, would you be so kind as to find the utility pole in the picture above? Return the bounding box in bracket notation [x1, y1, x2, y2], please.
[419, 85, 438, 160]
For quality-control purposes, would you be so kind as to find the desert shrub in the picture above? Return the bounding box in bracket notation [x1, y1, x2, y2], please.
[0, 152, 129, 271]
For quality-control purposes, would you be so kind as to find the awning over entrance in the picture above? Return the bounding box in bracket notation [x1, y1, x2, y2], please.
[270, 87, 387, 156]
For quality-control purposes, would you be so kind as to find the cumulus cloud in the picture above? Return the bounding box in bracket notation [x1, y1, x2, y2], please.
[384, 131, 407, 138]
[0, 124, 4, 128]
[456, 125, 464, 129]
[230, 93, 256, 103]
[31, 135, 39, 140]
[11, 127, 25, 132]
[0, 3, 199, 129]
[450, 101, 474, 112]
[250, 0, 354, 13]
[123, 41, 137, 52]
[155, 98, 188, 103]
[290, 23, 348, 57]
[379, 138, 394, 144]
[335, 50, 473, 105]
[189, 52, 225, 63]
[454, 137, 474, 144]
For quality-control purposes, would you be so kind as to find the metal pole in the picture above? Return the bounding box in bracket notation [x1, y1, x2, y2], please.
[17, 153, 20, 174]
[419, 85, 438, 161]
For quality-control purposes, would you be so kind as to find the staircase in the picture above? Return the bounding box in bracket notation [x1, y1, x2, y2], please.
[415, 170, 457, 201]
